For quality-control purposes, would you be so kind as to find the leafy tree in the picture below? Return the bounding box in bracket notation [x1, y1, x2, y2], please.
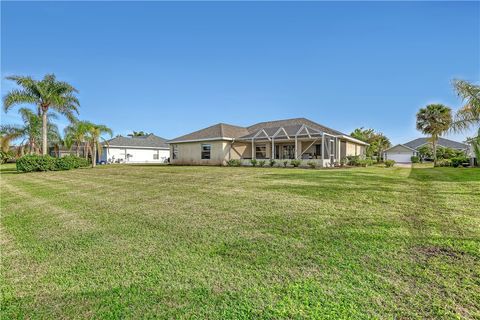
[417, 145, 433, 161]
[451, 79, 480, 162]
[84, 122, 113, 167]
[128, 131, 150, 137]
[416, 104, 452, 166]
[350, 128, 391, 160]
[3, 74, 80, 155]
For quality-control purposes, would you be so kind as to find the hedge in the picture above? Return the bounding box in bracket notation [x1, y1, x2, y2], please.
[16, 155, 90, 173]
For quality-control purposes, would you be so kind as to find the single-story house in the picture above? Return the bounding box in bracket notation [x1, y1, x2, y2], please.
[167, 118, 368, 166]
[384, 137, 470, 163]
[101, 134, 170, 164]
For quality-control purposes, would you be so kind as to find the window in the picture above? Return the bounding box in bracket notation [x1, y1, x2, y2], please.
[172, 145, 178, 159]
[201, 144, 211, 159]
[255, 144, 266, 159]
[315, 143, 322, 158]
[282, 145, 295, 159]
[153, 151, 159, 160]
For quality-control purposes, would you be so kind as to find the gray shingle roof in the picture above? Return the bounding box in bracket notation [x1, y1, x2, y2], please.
[168, 118, 350, 143]
[167, 123, 250, 143]
[246, 118, 345, 136]
[404, 137, 469, 150]
[104, 134, 169, 148]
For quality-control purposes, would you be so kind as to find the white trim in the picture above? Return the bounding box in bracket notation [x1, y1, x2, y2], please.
[166, 137, 234, 144]
[102, 145, 169, 150]
[336, 135, 369, 146]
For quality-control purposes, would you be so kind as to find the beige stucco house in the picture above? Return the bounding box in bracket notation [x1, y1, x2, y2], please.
[167, 118, 368, 167]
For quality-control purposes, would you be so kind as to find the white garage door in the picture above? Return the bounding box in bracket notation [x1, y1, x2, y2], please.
[387, 153, 412, 163]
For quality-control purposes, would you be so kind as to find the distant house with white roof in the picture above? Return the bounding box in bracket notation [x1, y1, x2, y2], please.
[101, 134, 169, 164]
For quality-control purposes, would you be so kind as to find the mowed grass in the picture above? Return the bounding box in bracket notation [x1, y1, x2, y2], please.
[1, 164, 479, 319]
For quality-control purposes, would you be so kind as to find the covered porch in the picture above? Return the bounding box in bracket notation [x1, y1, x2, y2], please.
[235, 124, 341, 167]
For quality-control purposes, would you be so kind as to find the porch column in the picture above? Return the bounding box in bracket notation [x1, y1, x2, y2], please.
[271, 138, 275, 160]
[251, 139, 255, 159]
[321, 133, 325, 167]
[336, 137, 341, 162]
[294, 136, 298, 159]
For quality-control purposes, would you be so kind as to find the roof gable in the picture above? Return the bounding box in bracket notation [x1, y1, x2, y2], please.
[247, 117, 345, 136]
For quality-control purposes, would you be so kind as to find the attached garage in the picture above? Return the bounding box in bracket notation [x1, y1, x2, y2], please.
[384, 144, 416, 163]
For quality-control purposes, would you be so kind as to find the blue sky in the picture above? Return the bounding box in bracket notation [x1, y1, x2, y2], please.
[1, 1, 479, 144]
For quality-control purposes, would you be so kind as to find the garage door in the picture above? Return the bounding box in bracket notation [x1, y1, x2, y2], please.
[387, 153, 412, 163]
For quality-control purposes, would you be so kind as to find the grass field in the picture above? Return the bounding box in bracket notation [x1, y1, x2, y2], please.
[1, 164, 479, 319]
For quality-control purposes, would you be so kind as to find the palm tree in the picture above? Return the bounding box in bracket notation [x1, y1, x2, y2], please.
[128, 131, 149, 137]
[451, 79, 480, 162]
[64, 121, 91, 157]
[3, 74, 80, 155]
[0, 108, 59, 155]
[85, 122, 112, 167]
[372, 133, 391, 162]
[416, 104, 452, 166]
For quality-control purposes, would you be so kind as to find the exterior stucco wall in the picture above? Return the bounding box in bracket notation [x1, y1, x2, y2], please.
[101, 147, 169, 163]
[170, 140, 229, 165]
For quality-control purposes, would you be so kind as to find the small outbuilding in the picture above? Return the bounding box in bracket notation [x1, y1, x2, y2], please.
[101, 134, 169, 164]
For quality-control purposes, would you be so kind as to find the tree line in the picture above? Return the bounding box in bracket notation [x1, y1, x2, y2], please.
[1, 74, 112, 167]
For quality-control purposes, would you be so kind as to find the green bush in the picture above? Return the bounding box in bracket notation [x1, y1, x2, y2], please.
[290, 159, 301, 167]
[269, 159, 276, 167]
[411, 156, 420, 163]
[435, 159, 452, 167]
[0, 150, 15, 164]
[250, 159, 258, 167]
[385, 160, 395, 167]
[258, 160, 266, 167]
[451, 156, 469, 168]
[283, 160, 288, 168]
[346, 156, 360, 166]
[226, 159, 241, 167]
[16, 154, 89, 173]
[357, 159, 374, 167]
[307, 160, 316, 169]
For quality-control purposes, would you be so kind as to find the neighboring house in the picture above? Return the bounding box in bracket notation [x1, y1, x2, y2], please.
[167, 118, 368, 166]
[101, 134, 169, 164]
[49, 142, 89, 158]
[384, 137, 470, 163]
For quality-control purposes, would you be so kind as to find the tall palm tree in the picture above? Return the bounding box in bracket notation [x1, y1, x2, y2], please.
[85, 122, 112, 167]
[416, 104, 452, 166]
[451, 79, 480, 161]
[3, 74, 80, 155]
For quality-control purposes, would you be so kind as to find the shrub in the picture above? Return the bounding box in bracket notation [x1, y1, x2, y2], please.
[357, 159, 374, 167]
[290, 159, 301, 167]
[307, 160, 316, 169]
[340, 157, 347, 167]
[451, 156, 469, 168]
[385, 160, 395, 167]
[283, 160, 288, 168]
[346, 155, 360, 166]
[258, 160, 266, 167]
[226, 159, 241, 167]
[435, 159, 452, 167]
[250, 159, 258, 167]
[411, 156, 420, 163]
[16, 155, 90, 172]
[269, 159, 276, 167]
[0, 150, 15, 164]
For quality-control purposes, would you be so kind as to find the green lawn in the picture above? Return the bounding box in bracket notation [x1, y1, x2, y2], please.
[1, 164, 479, 319]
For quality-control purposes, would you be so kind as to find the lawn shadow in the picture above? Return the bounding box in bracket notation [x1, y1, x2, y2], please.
[408, 167, 480, 182]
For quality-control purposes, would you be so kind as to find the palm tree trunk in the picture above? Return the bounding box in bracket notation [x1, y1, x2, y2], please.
[41, 110, 48, 155]
[432, 136, 437, 166]
[92, 142, 97, 167]
[76, 142, 80, 157]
